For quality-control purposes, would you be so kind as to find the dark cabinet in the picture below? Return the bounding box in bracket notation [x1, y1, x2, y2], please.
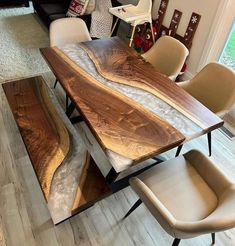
[0, 0, 29, 7]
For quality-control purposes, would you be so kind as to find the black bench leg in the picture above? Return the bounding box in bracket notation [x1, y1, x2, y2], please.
[124, 199, 142, 219]
[105, 167, 120, 184]
[175, 144, 183, 157]
[172, 238, 181, 246]
[53, 79, 58, 88]
[207, 132, 212, 156]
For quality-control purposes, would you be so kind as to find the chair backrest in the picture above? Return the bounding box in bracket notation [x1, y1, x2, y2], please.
[180, 63, 235, 116]
[136, 0, 152, 14]
[49, 18, 91, 47]
[142, 36, 189, 80]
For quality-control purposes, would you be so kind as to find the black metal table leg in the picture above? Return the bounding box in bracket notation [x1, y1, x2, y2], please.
[152, 156, 166, 162]
[69, 116, 84, 124]
[211, 233, 215, 244]
[207, 132, 212, 156]
[106, 156, 165, 193]
[66, 102, 75, 117]
[66, 94, 69, 110]
[124, 199, 142, 219]
[175, 144, 183, 157]
[106, 167, 120, 184]
[172, 238, 181, 246]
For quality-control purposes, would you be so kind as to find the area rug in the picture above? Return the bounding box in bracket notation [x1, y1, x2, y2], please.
[0, 4, 50, 83]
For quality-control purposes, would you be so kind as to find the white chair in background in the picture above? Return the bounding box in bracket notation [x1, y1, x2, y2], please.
[109, 0, 155, 47]
[50, 18, 91, 89]
[50, 17, 91, 48]
[142, 35, 189, 81]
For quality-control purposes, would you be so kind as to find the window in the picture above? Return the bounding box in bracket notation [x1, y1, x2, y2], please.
[219, 20, 235, 70]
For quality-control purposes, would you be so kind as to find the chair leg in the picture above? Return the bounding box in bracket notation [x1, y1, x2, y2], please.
[175, 144, 183, 157]
[124, 199, 142, 219]
[207, 132, 212, 156]
[150, 21, 155, 43]
[53, 79, 58, 88]
[211, 233, 215, 244]
[110, 18, 119, 36]
[129, 25, 136, 47]
[172, 238, 181, 246]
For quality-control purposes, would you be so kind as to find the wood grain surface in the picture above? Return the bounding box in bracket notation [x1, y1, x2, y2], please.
[2, 76, 70, 200]
[3, 76, 111, 224]
[79, 37, 223, 132]
[40, 47, 185, 166]
[0, 73, 235, 245]
[72, 156, 111, 215]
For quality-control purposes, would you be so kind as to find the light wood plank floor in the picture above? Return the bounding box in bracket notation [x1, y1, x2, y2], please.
[1, 73, 235, 246]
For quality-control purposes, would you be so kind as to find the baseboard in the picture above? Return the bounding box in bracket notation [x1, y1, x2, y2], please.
[220, 126, 235, 139]
[220, 114, 235, 140]
[182, 70, 194, 80]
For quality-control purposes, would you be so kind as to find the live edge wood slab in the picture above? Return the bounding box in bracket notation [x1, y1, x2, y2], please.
[2, 76, 111, 224]
[40, 37, 223, 171]
[40, 46, 186, 170]
[79, 37, 222, 131]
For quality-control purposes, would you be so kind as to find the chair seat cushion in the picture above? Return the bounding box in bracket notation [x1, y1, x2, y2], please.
[130, 153, 218, 222]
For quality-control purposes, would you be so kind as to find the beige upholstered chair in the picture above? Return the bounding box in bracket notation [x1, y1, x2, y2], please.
[49, 18, 91, 90]
[142, 36, 189, 81]
[125, 150, 235, 246]
[50, 17, 91, 47]
[178, 63, 235, 156]
[109, 0, 154, 47]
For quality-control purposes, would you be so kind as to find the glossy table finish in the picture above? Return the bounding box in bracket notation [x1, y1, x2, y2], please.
[40, 37, 223, 172]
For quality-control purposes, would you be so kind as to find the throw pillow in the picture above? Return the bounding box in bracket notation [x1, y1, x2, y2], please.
[67, 0, 89, 17]
[85, 0, 95, 15]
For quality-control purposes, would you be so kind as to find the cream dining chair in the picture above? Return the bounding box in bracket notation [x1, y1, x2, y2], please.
[125, 150, 235, 246]
[50, 18, 91, 48]
[178, 62, 235, 156]
[109, 0, 155, 47]
[142, 36, 189, 81]
[49, 18, 91, 108]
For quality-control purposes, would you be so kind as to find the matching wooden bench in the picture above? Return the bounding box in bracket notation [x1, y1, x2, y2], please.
[2, 76, 111, 224]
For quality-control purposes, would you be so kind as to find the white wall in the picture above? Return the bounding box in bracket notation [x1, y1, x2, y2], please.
[117, 1, 235, 118]
[197, 0, 234, 69]
[119, 0, 221, 77]
[152, 0, 221, 77]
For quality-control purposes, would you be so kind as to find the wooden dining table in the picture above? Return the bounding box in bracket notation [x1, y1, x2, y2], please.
[40, 37, 223, 186]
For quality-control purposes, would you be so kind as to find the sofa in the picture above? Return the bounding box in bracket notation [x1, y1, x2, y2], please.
[32, 0, 121, 35]
[0, 0, 29, 7]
